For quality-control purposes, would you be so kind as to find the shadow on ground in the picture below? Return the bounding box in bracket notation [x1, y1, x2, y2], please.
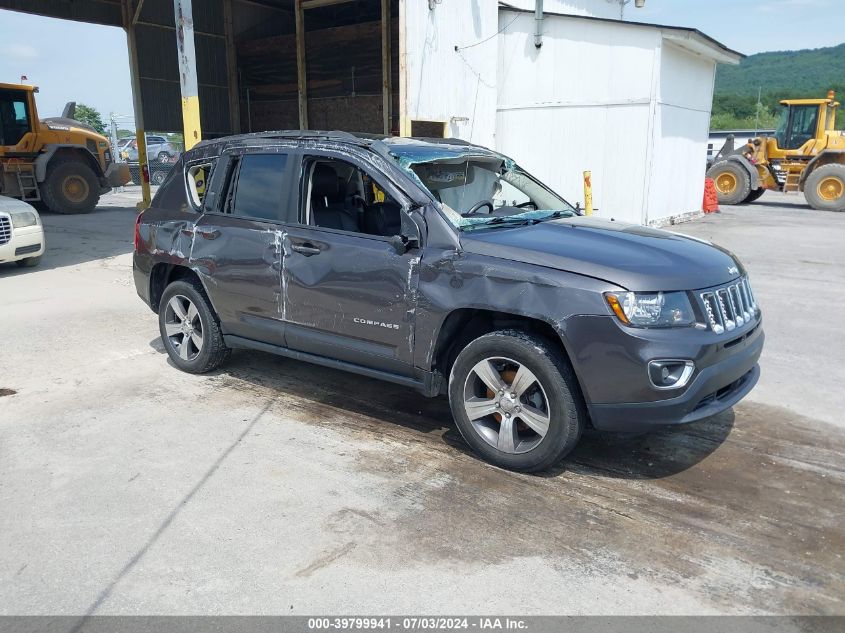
[0, 204, 137, 276]
[150, 337, 733, 480]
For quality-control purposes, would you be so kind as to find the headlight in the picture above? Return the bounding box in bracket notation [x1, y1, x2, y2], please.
[9, 210, 39, 229]
[605, 291, 695, 328]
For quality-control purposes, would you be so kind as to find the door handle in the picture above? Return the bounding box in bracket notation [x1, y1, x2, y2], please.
[292, 244, 321, 256]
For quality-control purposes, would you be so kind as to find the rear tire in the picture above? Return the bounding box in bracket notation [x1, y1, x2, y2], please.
[40, 157, 101, 214]
[707, 161, 751, 205]
[804, 163, 845, 212]
[159, 279, 230, 374]
[448, 330, 585, 472]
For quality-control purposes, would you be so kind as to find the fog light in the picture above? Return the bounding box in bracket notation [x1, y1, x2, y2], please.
[648, 360, 694, 389]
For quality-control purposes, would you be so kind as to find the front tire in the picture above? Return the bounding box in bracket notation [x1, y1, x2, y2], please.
[706, 161, 751, 206]
[448, 330, 585, 472]
[804, 163, 845, 212]
[40, 157, 101, 214]
[159, 279, 230, 374]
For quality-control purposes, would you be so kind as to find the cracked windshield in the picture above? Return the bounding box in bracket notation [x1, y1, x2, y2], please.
[407, 156, 577, 231]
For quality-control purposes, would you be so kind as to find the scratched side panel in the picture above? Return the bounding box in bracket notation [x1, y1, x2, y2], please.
[413, 250, 617, 371]
[282, 227, 419, 373]
[189, 214, 285, 345]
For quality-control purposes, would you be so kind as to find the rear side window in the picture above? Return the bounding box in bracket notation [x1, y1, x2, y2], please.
[229, 153, 289, 221]
[186, 161, 213, 210]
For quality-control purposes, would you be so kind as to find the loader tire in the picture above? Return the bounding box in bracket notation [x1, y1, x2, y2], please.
[742, 188, 765, 203]
[804, 164, 845, 212]
[40, 157, 100, 214]
[707, 161, 751, 206]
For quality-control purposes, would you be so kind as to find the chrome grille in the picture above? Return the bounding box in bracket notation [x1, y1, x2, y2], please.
[0, 216, 11, 246]
[700, 277, 758, 334]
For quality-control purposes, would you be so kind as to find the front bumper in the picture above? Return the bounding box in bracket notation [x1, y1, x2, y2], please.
[0, 223, 45, 264]
[563, 313, 764, 432]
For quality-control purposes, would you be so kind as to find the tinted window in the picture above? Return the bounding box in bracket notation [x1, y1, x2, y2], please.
[232, 154, 288, 221]
[0, 88, 30, 146]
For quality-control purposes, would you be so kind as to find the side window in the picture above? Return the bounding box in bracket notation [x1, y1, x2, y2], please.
[304, 157, 403, 237]
[228, 153, 289, 222]
[0, 89, 31, 146]
[186, 161, 213, 210]
[787, 106, 818, 149]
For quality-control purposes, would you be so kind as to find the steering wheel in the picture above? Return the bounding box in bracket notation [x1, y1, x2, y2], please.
[462, 200, 494, 216]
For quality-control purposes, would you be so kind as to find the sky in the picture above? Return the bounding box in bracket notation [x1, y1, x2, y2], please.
[0, 1, 842, 127]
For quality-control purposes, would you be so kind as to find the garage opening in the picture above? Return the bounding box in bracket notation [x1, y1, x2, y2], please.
[237, 0, 399, 135]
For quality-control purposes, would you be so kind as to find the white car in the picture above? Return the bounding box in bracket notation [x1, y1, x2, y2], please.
[0, 196, 45, 268]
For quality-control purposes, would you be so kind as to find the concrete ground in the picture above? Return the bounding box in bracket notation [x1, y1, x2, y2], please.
[0, 188, 842, 615]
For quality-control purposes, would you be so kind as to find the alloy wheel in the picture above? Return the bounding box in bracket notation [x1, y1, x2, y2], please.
[462, 356, 551, 454]
[163, 295, 204, 361]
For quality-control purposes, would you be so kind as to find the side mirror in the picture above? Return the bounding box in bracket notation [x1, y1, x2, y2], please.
[390, 211, 421, 254]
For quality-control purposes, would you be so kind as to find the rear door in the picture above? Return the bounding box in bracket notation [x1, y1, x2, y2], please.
[189, 149, 297, 346]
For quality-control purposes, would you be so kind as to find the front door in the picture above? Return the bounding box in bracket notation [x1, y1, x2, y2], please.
[282, 155, 419, 375]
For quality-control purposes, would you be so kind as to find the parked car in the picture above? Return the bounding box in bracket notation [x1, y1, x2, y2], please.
[0, 196, 45, 267]
[121, 135, 179, 163]
[133, 132, 764, 472]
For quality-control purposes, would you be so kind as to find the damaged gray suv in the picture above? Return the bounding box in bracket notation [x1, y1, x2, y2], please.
[133, 131, 763, 472]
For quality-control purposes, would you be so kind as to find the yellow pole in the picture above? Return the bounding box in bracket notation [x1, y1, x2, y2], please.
[583, 170, 593, 216]
[174, 0, 202, 150]
[123, 4, 151, 210]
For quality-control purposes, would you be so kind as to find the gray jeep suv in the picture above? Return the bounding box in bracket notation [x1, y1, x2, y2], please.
[133, 131, 763, 472]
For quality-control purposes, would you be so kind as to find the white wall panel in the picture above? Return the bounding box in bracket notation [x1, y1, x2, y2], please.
[498, 11, 659, 108]
[497, 103, 652, 224]
[503, 0, 626, 20]
[404, 0, 499, 146]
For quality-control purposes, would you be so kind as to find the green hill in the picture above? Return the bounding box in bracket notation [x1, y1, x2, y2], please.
[711, 43, 845, 130]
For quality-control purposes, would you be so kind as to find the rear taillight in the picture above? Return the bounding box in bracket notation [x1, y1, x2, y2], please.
[133, 213, 142, 251]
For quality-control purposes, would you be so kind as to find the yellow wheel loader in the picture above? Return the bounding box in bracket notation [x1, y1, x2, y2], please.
[0, 83, 130, 214]
[706, 91, 845, 212]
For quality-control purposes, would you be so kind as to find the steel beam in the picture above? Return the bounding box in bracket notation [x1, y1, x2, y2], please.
[174, 0, 202, 150]
[381, 0, 391, 134]
[122, 0, 151, 209]
[295, 0, 308, 129]
[223, 0, 241, 134]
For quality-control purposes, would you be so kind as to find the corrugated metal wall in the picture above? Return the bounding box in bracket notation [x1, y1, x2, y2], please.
[0, 0, 234, 136]
[134, 0, 231, 135]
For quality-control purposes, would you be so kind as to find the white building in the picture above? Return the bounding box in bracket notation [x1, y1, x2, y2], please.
[402, 0, 742, 225]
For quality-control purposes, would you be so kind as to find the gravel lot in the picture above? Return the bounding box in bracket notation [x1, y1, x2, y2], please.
[1, 188, 842, 615]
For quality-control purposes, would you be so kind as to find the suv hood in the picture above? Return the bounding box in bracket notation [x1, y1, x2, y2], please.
[460, 216, 743, 291]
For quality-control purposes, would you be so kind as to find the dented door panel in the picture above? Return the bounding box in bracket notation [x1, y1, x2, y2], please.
[189, 213, 285, 345]
[282, 226, 419, 374]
